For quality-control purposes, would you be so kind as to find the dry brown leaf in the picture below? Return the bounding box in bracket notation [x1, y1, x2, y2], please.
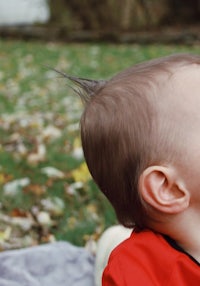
[24, 184, 46, 196]
[10, 208, 29, 218]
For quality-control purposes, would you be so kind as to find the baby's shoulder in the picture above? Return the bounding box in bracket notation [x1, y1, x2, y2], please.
[104, 230, 180, 285]
[109, 229, 177, 265]
[104, 230, 200, 285]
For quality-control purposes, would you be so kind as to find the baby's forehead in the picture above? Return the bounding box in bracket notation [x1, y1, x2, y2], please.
[170, 64, 200, 97]
[157, 64, 200, 127]
[158, 64, 200, 97]
[173, 63, 200, 79]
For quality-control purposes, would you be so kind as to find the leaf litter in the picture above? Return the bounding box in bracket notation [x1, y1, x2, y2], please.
[0, 40, 119, 251]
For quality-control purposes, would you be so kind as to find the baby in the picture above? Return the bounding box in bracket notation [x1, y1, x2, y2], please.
[60, 53, 200, 285]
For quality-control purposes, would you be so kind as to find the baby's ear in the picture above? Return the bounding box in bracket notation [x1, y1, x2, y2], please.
[139, 166, 190, 214]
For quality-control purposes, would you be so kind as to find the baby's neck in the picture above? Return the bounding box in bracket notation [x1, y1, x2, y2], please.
[153, 211, 200, 263]
[174, 232, 200, 263]
[166, 213, 200, 263]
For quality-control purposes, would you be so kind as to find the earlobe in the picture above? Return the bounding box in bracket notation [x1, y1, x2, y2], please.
[139, 166, 190, 214]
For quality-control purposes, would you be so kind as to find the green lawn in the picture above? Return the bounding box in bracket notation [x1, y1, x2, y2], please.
[0, 39, 199, 248]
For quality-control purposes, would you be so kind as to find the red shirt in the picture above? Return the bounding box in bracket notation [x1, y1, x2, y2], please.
[102, 230, 200, 285]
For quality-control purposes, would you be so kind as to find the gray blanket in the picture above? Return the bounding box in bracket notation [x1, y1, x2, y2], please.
[0, 241, 95, 286]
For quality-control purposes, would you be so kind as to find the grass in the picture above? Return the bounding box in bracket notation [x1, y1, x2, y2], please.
[0, 39, 199, 247]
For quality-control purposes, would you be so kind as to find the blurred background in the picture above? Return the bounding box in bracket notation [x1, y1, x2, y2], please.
[0, 0, 199, 43]
[0, 0, 199, 252]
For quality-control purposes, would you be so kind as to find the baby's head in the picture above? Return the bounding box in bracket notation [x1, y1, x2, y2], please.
[68, 54, 200, 231]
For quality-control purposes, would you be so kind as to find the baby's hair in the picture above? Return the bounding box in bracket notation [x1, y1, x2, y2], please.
[56, 53, 200, 230]
[50, 68, 107, 102]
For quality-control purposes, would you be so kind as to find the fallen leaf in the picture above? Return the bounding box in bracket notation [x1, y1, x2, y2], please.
[10, 208, 29, 218]
[41, 166, 65, 179]
[0, 227, 12, 242]
[3, 178, 30, 196]
[0, 173, 13, 184]
[11, 216, 35, 232]
[71, 162, 91, 183]
[42, 125, 62, 141]
[36, 211, 53, 227]
[40, 197, 65, 217]
[65, 181, 84, 195]
[72, 147, 83, 160]
[27, 143, 46, 165]
[24, 184, 46, 196]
